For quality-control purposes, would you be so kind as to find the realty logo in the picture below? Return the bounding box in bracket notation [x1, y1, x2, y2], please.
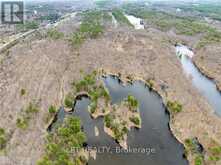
[1, 1, 24, 24]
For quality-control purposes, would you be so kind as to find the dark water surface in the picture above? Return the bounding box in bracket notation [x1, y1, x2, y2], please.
[73, 76, 188, 165]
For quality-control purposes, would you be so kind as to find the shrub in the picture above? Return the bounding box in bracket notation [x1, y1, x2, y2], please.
[167, 100, 182, 114]
[89, 101, 97, 114]
[208, 146, 221, 162]
[47, 29, 64, 40]
[127, 95, 139, 110]
[184, 138, 203, 156]
[98, 85, 110, 99]
[112, 124, 124, 141]
[64, 93, 74, 108]
[194, 155, 203, 165]
[20, 89, 26, 96]
[0, 128, 4, 135]
[25, 102, 39, 114]
[89, 90, 99, 101]
[209, 146, 221, 155]
[185, 138, 195, 153]
[74, 72, 96, 92]
[209, 156, 220, 161]
[104, 114, 114, 128]
[37, 116, 86, 165]
[122, 126, 129, 134]
[129, 116, 141, 126]
[16, 102, 40, 129]
[48, 105, 57, 114]
[0, 137, 6, 150]
[89, 85, 110, 105]
[70, 32, 85, 46]
[16, 118, 28, 129]
[0, 128, 6, 150]
[146, 79, 154, 89]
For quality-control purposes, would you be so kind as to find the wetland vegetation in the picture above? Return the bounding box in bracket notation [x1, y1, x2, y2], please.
[37, 116, 87, 165]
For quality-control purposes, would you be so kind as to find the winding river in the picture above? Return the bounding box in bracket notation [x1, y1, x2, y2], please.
[73, 76, 188, 165]
[176, 45, 221, 116]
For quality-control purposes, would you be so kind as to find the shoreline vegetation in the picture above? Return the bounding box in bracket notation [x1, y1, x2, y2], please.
[42, 70, 188, 164]
[67, 71, 142, 149]
[39, 71, 143, 164]
[37, 116, 88, 165]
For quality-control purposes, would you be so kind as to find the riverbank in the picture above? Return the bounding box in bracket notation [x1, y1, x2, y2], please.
[194, 44, 221, 92]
